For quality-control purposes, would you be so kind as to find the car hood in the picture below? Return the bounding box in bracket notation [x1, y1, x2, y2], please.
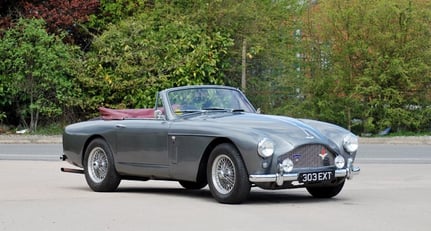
[187, 112, 339, 148]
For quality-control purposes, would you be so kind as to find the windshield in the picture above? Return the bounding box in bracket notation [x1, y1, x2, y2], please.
[167, 87, 255, 116]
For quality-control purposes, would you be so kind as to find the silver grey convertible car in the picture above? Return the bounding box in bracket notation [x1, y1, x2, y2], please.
[61, 85, 360, 204]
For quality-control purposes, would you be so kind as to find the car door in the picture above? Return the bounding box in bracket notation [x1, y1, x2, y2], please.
[114, 119, 171, 178]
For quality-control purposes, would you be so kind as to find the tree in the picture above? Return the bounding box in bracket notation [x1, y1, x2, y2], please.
[87, 0, 150, 33]
[179, 0, 305, 112]
[0, 0, 99, 49]
[78, 0, 305, 114]
[21, 0, 99, 49]
[302, 0, 431, 133]
[0, 18, 81, 131]
[76, 3, 233, 109]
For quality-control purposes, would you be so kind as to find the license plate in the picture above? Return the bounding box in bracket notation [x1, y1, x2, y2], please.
[299, 171, 335, 183]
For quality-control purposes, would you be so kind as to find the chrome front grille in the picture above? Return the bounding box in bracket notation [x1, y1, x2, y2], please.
[278, 144, 335, 168]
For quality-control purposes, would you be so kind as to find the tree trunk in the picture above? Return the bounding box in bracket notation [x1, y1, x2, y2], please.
[241, 39, 247, 92]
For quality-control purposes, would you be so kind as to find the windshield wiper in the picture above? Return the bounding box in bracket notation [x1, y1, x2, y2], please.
[202, 108, 245, 113]
[177, 108, 245, 118]
[180, 109, 202, 113]
[201, 107, 227, 111]
[231, 109, 245, 113]
[175, 109, 206, 118]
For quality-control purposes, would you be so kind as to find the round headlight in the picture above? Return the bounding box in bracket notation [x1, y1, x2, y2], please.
[258, 138, 275, 158]
[335, 156, 345, 169]
[343, 134, 358, 153]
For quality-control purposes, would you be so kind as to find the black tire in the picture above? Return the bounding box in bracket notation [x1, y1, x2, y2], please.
[207, 143, 250, 204]
[306, 181, 345, 198]
[178, 180, 207, 190]
[84, 138, 121, 192]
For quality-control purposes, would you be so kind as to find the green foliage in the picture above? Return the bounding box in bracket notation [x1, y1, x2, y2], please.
[0, 18, 82, 131]
[1, 0, 431, 136]
[78, 4, 233, 109]
[0, 111, 5, 122]
[31, 123, 64, 135]
[302, 0, 431, 133]
[87, 0, 148, 33]
[183, 0, 304, 112]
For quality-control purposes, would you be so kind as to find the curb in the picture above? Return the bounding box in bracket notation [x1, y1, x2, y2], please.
[359, 136, 431, 145]
[1, 135, 431, 145]
[0, 135, 62, 144]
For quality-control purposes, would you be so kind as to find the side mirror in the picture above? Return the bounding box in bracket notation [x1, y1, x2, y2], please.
[154, 110, 165, 120]
[256, 108, 261, 114]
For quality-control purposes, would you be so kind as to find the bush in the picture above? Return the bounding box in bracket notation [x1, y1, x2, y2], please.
[0, 18, 82, 131]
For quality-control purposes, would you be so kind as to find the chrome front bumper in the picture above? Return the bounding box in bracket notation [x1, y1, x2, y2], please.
[249, 166, 360, 186]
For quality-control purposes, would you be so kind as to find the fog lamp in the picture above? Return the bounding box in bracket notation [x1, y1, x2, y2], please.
[281, 158, 294, 173]
[335, 156, 345, 169]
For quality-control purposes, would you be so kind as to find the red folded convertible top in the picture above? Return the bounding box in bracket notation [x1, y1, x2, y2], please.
[99, 107, 155, 120]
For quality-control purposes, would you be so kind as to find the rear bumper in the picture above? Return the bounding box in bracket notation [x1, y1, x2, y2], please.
[249, 166, 360, 186]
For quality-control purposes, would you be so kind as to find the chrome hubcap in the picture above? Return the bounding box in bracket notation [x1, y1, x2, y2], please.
[88, 147, 108, 183]
[212, 154, 235, 194]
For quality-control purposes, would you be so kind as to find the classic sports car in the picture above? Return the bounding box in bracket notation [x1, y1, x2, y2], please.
[61, 85, 360, 204]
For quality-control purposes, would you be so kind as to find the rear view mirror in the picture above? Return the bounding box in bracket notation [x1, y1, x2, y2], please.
[154, 110, 165, 120]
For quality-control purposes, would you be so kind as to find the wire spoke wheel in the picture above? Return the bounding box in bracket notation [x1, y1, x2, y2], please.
[212, 154, 236, 194]
[84, 138, 121, 192]
[88, 147, 108, 183]
[207, 143, 250, 204]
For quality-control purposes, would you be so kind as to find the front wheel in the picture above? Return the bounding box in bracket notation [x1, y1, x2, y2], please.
[306, 181, 345, 198]
[84, 138, 121, 192]
[207, 143, 250, 204]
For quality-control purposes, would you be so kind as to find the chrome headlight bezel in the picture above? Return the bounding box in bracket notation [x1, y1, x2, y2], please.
[257, 138, 275, 158]
[343, 134, 359, 153]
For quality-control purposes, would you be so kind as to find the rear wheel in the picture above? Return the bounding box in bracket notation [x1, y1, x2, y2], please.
[306, 181, 345, 198]
[84, 138, 121, 192]
[207, 143, 250, 204]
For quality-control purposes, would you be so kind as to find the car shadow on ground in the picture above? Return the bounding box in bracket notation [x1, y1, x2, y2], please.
[110, 186, 344, 204]
[62, 181, 347, 204]
[246, 190, 341, 204]
[117, 186, 213, 201]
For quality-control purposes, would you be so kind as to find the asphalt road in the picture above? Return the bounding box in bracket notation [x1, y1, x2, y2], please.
[1, 143, 431, 163]
[0, 144, 430, 231]
[0, 143, 62, 161]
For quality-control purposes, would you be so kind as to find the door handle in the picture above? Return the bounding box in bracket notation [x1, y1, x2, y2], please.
[115, 124, 126, 128]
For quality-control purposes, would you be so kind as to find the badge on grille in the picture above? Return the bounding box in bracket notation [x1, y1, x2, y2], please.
[318, 147, 328, 160]
[292, 153, 301, 162]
